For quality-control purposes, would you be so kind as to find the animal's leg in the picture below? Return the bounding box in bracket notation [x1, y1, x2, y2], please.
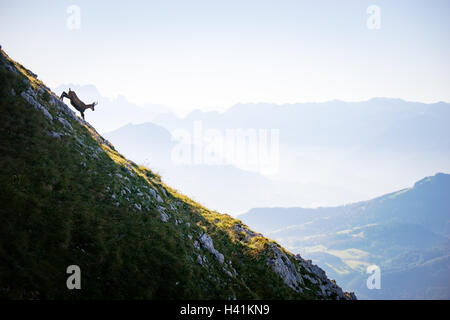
[80, 111, 85, 120]
[60, 91, 68, 100]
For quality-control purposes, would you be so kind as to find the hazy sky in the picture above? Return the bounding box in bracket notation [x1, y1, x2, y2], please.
[1, 0, 449, 112]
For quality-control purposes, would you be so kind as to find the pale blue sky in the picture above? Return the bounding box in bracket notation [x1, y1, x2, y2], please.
[1, 0, 449, 112]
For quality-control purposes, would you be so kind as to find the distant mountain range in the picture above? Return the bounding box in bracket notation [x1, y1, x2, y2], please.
[151, 99, 450, 158]
[103, 122, 364, 214]
[239, 173, 450, 299]
[51, 84, 450, 214]
[151, 99, 450, 191]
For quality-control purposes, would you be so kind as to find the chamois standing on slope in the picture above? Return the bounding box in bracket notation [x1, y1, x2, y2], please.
[60, 88, 97, 120]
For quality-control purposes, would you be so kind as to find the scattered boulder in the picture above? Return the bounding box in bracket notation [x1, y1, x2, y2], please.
[193, 241, 201, 250]
[196, 254, 208, 266]
[223, 269, 233, 277]
[50, 95, 79, 121]
[233, 223, 263, 242]
[21, 88, 53, 121]
[159, 210, 169, 222]
[58, 116, 73, 131]
[47, 131, 62, 139]
[199, 233, 225, 264]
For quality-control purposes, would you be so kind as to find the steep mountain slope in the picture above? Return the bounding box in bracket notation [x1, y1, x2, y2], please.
[240, 174, 450, 299]
[0, 49, 355, 300]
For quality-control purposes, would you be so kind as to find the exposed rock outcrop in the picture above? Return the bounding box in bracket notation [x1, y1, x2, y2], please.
[267, 243, 305, 293]
[199, 233, 225, 264]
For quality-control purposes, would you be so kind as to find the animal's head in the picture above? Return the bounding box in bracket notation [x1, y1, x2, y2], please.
[91, 101, 98, 111]
[68, 88, 73, 94]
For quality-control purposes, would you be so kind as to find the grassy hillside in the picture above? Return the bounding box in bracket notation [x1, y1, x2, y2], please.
[0, 49, 355, 300]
